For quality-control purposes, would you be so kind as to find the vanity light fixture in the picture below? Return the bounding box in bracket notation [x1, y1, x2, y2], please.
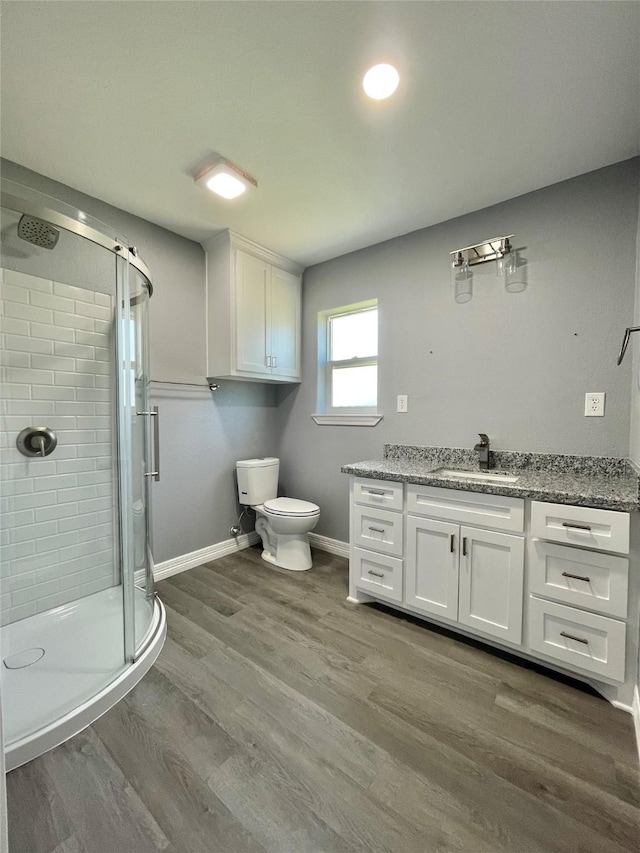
[195, 159, 257, 200]
[363, 64, 400, 100]
[450, 234, 518, 301]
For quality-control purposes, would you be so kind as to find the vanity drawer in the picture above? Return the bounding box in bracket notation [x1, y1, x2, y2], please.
[353, 548, 403, 603]
[352, 505, 403, 557]
[529, 540, 628, 618]
[528, 596, 626, 682]
[530, 501, 629, 555]
[354, 477, 404, 511]
[406, 484, 524, 533]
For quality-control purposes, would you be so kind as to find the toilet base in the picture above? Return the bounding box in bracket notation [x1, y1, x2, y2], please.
[260, 533, 313, 572]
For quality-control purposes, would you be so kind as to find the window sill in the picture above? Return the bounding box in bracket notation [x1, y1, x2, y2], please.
[311, 414, 384, 427]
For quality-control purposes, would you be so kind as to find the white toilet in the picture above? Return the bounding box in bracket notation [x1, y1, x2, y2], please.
[236, 457, 320, 571]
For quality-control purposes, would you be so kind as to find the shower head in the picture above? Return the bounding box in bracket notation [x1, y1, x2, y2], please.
[17, 214, 60, 249]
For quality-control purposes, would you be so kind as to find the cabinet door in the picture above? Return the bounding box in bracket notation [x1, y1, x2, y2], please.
[405, 516, 459, 620]
[270, 267, 300, 379]
[458, 527, 524, 645]
[235, 250, 270, 375]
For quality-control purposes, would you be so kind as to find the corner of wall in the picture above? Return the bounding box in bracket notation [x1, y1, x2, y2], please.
[628, 176, 640, 467]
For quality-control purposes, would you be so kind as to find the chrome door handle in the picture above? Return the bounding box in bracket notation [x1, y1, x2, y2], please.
[138, 406, 160, 482]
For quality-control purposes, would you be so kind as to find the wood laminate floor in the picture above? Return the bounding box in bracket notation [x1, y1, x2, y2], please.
[6, 547, 640, 853]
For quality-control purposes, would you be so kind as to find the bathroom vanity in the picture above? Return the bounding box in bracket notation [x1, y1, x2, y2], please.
[343, 445, 640, 710]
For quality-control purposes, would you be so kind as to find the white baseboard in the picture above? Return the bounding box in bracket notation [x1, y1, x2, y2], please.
[153, 532, 260, 582]
[633, 685, 640, 765]
[309, 532, 349, 558]
[151, 530, 347, 585]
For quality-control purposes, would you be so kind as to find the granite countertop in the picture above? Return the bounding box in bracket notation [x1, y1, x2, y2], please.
[341, 445, 640, 512]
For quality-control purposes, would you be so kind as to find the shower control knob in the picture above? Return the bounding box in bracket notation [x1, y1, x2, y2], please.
[16, 426, 57, 458]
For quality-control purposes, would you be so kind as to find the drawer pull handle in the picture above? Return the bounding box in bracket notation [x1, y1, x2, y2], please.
[368, 526, 385, 534]
[561, 522, 592, 532]
[560, 631, 589, 645]
[367, 570, 385, 578]
[462, 537, 468, 557]
[450, 534, 455, 553]
[561, 571, 592, 583]
[367, 489, 386, 496]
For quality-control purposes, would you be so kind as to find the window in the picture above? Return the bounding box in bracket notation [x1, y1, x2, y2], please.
[313, 299, 382, 425]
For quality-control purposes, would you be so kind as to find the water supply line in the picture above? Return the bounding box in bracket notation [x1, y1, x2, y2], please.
[230, 507, 254, 538]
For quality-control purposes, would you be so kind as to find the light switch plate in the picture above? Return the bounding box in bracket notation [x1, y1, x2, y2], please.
[397, 395, 408, 413]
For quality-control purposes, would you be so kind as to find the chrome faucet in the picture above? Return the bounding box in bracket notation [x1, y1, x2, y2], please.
[473, 433, 491, 470]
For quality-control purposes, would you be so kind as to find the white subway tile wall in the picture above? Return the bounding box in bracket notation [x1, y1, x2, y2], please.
[0, 268, 117, 625]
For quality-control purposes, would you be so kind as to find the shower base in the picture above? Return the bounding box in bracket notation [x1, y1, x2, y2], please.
[1, 585, 166, 772]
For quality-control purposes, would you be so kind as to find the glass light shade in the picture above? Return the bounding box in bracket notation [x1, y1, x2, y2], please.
[195, 160, 257, 200]
[205, 173, 247, 199]
[363, 64, 400, 100]
[496, 246, 516, 278]
[505, 251, 527, 292]
[453, 259, 473, 304]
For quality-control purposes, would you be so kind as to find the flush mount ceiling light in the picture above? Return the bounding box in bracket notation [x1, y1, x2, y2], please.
[195, 159, 257, 200]
[362, 64, 399, 100]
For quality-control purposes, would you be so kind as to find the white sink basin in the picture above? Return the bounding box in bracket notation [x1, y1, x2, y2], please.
[433, 468, 519, 484]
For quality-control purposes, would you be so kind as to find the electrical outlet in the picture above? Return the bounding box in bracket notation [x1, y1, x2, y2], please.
[397, 395, 408, 413]
[585, 392, 605, 417]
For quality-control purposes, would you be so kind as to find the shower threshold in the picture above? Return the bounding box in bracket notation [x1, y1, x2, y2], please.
[1, 585, 166, 772]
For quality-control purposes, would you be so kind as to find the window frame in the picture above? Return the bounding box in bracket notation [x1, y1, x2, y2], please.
[313, 299, 382, 425]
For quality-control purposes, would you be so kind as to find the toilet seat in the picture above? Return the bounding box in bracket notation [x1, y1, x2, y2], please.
[263, 497, 320, 517]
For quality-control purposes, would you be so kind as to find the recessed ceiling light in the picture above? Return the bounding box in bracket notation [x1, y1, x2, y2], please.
[195, 159, 257, 200]
[363, 64, 400, 100]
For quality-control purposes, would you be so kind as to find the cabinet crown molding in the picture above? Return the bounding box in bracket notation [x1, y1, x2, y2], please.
[202, 229, 304, 276]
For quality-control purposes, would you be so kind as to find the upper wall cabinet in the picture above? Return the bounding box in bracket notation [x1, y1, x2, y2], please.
[204, 230, 303, 383]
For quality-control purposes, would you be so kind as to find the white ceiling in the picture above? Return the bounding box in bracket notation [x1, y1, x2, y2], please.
[1, 2, 639, 267]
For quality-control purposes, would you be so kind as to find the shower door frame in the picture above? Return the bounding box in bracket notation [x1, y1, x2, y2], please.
[0, 188, 154, 291]
[1, 182, 155, 663]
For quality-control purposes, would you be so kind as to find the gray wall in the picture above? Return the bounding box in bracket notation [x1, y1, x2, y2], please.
[6, 158, 639, 555]
[276, 159, 640, 542]
[1, 160, 276, 562]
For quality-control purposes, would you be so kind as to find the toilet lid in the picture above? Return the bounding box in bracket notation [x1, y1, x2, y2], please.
[263, 497, 320, 517]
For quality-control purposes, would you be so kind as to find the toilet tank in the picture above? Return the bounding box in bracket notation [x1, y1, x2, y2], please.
[236, 457, 279, 506]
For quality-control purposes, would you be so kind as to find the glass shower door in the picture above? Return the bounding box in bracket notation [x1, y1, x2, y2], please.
[117, 256, 156, 661]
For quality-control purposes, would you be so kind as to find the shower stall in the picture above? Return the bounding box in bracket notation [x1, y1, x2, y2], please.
[0, 179, 166, 771]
